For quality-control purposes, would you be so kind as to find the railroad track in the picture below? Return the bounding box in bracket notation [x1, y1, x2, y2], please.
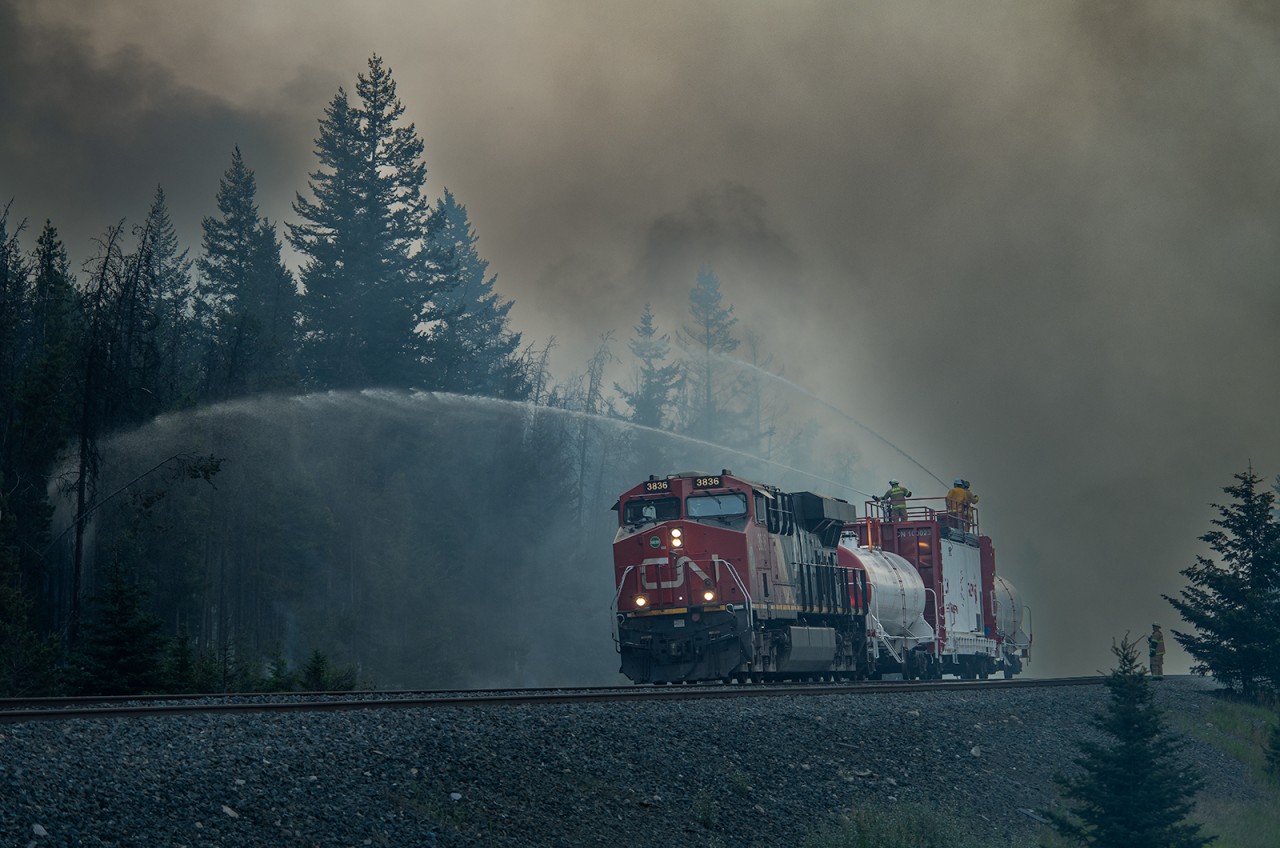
[0, 676, 1103, 724]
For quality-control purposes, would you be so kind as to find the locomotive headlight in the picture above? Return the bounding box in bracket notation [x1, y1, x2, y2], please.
[634, 595, 648, 608]
[702, 590, 716, 603]
[670, 528, 683, 547]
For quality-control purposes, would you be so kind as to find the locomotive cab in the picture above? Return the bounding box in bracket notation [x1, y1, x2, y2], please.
[612, 472, 867, 684]
[611, 473, 759, 682]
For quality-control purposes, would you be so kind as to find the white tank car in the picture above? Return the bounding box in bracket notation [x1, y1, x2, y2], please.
[837, 537, 935, 642]
[993, 574, 1031, 650]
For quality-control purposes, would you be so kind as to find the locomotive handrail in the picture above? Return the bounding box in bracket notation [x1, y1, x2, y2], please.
[612, 565, 636, 615]
[716, 557, 754, 633]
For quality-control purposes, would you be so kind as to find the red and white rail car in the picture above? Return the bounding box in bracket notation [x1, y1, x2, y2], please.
[611, 471, 1031, 683]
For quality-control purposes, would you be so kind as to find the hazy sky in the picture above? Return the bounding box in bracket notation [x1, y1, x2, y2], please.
[4, 0, 1280, 677]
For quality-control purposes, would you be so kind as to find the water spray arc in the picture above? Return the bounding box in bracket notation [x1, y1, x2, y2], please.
[713, 353, 948, 490]
[370, 389, 877, 500]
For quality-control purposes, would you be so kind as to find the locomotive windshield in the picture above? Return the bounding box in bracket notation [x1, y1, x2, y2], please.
[686, 492, 748, 519]
[622, 497, 680, 525]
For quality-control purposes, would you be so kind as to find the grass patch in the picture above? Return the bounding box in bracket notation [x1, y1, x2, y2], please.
[1175, 696, 1275, 777]
[1163, 692, 1280, 848]
[1191, 794, 1280, 848]
[801, 802, 1026, 848]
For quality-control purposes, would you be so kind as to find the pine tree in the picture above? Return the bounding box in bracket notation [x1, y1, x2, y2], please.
[0, 474, 60, 696]
[679, 268, 740, 444]
[120, 219, 166, 423]
[200, 151, 298, 398]
[615, 303, 682, 429]
[299, 648, 356, 691]
[290, 56, 427, 388]
[1165, 469, 1280, 698]
[68, 558, 166, 695]
[417, 188, 524, 397]
[9, 222, 80, 620]
[64, 219, 168, 642]
[1051, 637, 1212, 848]
[0, 204, 29, 481]
[141, 188, 205, 408]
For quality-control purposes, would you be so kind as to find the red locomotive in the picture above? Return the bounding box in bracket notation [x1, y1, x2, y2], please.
[611, 471, 1031, 683]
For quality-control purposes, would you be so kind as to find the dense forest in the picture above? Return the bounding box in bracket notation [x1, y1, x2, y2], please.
[0, 56, 846, 695]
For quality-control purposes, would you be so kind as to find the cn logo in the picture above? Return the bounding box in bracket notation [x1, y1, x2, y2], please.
[638, 555, 714, 590]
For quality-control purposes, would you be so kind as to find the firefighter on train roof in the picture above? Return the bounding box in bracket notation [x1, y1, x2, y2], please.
[946, 479, 967, 529]
[961, 480, 979, 525]
[882, 479, 912, 520]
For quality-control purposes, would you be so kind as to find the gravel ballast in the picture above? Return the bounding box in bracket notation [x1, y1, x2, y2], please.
[0, 677, 1256, 847]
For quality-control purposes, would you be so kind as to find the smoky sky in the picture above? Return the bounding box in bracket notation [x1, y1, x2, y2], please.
[4, 0, 1280, 678]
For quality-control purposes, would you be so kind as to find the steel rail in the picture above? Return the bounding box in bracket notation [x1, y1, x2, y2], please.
[0, 676, 1105, 724]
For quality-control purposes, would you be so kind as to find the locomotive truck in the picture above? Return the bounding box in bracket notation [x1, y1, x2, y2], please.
[611, 471, 1031, 684]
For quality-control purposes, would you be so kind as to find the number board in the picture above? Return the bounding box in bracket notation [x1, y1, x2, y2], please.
[643, 479, 670, 493]
[694, 476, 723, 488]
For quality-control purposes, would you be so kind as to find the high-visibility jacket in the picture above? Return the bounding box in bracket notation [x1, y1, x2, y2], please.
[946, 486, 967, 513]
[1149, 630, 1165, 656]
[884, 485, 911, 505]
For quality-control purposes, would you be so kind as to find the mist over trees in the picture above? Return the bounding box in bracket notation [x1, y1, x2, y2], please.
[0, 53, 864, 695]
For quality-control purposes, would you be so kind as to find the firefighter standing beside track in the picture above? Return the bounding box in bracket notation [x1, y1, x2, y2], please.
[1148, 624, 1165, 678]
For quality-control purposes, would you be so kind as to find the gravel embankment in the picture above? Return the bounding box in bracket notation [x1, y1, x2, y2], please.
[0, 677, 1257, 847]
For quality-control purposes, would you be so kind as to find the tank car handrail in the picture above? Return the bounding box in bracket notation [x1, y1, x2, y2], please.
[868, 612, 904, 665]
[867, 588, 907, 665]
[923, 586, 942, 660]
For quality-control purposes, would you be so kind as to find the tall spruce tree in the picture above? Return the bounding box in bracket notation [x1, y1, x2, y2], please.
[0, 473, 59, 695]
[417, 188, 523, 397]
[67, 557, 165, 695]
[141, 188, 205, 408]
[0, 204, 28, 483]
[616, 303, 682, 429]
[1165, 468, 1280, 698]
[1051, 637, 1211, 848]
[290, 55, 427, 389]
[200, 150, 297, 397]
[13, 221, 81, 604]
[67, 223, 143, 642]
[679, 268, 740, 444]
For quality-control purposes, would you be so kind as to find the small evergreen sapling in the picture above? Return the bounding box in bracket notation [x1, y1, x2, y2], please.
[1051, 637, 1212, 848]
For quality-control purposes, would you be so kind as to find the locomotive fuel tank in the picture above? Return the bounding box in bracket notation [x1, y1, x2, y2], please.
[836, 536, 934, 641]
